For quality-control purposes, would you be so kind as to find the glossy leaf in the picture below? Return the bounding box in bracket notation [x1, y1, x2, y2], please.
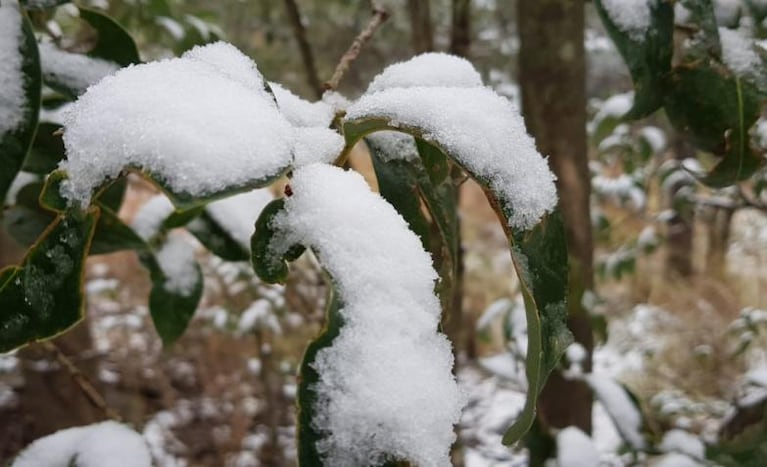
[343, 117, 571, 446]
[0, 9, 41, 206]
[22, 122, 64, 174]
[79, 7, 140, 67]
[89, 203, 148, 255]
[186, 212, 249, 262]
[251, 199, 305, 284]
[0, 208, 98, 352]
[593, 0, 673, 118]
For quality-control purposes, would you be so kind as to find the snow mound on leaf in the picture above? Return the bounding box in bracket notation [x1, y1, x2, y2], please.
[367, 52, 483, 92]
[270, 164, 464, 467]
[0, 0, 26, 136]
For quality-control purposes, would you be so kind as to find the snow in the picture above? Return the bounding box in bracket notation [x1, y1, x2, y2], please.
[654, 453, 702, 467]
[155, 16, 185, 41]
[131, 194, 174, 241]
[0, 0, 25, 137]
[156, 235, 198, 296]
[366, 53, 483, 93]
[346, 85, 557, 230]
[270, 82, 335, 128]
[714, 0, 741, 26]
[583, 374, 645, 449]
[38, 42, 120, 95]
[592, 92, 633, 128]
[12, 421, 151, 467]
[365, 131, 419, 162]
[237, 299, 281, 334]
[719, 27, 760, 76]
[639, 126, 666, 153]
[205, 188, 273, 250]
[60, 42, 294, 206]
[601, 0, 651, 42]
[660, 429, 705, 459]
[556, 427, 599, 467]
[269, 164, 463, 466]
[292, 126, 344, 167]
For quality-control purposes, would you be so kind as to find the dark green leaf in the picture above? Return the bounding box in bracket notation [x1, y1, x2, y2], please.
[95, 177, 127, 213]
[22, 122, 64, 174]
[0, 208, 98, 352]
[594, 0, 673, 118]
[297, 288, 343, 467]
[0, 9, 40, 206]
[677, 0, 722, 60]
[89, 203, 148, 255]
[2, 180, 55, 247]
[39, 169, 69, 212]
[79, 7, 140, 66]
[186, 212, 249, 262]
[251, 199, 304, 284]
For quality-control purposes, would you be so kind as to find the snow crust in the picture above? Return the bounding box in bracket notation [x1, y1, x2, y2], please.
[12, 421, 151, 467]
[556, 426, 599, 467]
[205, 188, 273, 250]
[584, 374, 645, 449]
[602, 0, 651, 42]
[269, 164, 463, 466]
[270, 82, 334, 128]
[156, 235, 198, 296]
[0, 0, 25, 137]
[366, 53, 483, 92]
[38, 42, 119, 95]
[347, 59, 557, 230]
[292, 126, 344, 167]
[365, 131, 419, 162]
[132, 194, 174, 241]
[719, 27, 760, 76]
[60, 42, 294, 206]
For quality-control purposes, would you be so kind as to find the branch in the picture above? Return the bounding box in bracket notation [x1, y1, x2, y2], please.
[283, 0, 323, 99]
[324, 5, 390, 91]
[40, 340, 123, 422]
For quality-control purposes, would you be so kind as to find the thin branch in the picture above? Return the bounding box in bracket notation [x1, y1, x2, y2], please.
[40, 340, 123, 422]
[324, 5, 390, 91]
[283, 0, 323, 99]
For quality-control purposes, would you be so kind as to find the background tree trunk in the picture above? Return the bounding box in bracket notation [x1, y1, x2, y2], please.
[408, 0, 433, 54]
[283, 0, 323, 98]
[517, 0, 594, 456]
[450, 0, 471, 57]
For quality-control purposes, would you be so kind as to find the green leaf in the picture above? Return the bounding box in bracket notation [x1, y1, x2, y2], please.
[79, 7, 140, 67]
[186, 211, 249, 262]
[677, 0, 722, 60]
[251, 199, 305, 284]
[296, 287, 343, 467]
[664, 66, 764, 184]
[2, 180, 55, 247]
[96, 177, 127, 213]
[89, 202, 148, 255]
[0, 208, 98, 352]
[0, 9, 41, 206]
[39, 169, 69, 212]
[22, 122, 65, 174]
[593, 0, 673, 118]
[141, 249, 203, 346]
[343, 117, 571, 446]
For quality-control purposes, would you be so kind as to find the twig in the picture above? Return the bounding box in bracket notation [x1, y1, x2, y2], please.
[324, 5, 390, 91]
[40, 340, 123, 422]
[283, 0, 323, 99]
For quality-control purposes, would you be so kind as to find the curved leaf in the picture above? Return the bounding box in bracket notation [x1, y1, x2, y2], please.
[186, 212, 249, 262]
[593, 0, 673, 119]
[343, 118, 571, 446]
[0, 207, 98, 352]
[251, 199, 305, 284]
[89, 202, 148, 255]
[22, 122, 64, 174]
[0, 8, 40, 205]
[79, 7, 140, 67]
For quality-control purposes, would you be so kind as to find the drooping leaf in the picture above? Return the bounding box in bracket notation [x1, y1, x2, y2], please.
[89, 202, 148, 255]
[22, 122, 64, 174]
[0, 208, 98, 352]
[186, 212, 249, 262]
[0, 8, 41, 205]
[251, 199, 305, 284]
[593, 0, 673, 118]
[79, 7, 140, 67]
[343, 117, 571, 446]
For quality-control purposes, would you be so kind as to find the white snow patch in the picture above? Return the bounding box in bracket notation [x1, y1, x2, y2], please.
[38, 42, 120, 95]
[12, 421, 151, 467]
[366, 53, 483, 93]
[205, 188, 273, 250]
[583, 374, 645, 449]
[639, 125, 666, 153]
[602, 0, 651, 41]
[556, 426, 599, 467]
[292, 126, 344, 167]
[156, 235, 198, 296]
[365, 131, 419, 162]
[719, 27, 760, 76]
[270, 82, 334, 128]
[346, 85, 557, 230]
[660, 429, 705, 459]
[270, 164, 463, 466]
[238, 299, 281, 334]
[0, 0, 26, 137]
[132, 194, 174, 241]
[60, 42, 293, 206]
[654, 453, 703, 467]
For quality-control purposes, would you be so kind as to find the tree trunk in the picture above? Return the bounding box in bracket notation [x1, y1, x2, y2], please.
[518, 0, 593, 453]
[450, 0, 471, 57]
[408, 0, 434, 54]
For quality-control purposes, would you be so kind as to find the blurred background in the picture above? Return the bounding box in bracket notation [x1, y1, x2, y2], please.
[1, 0, 766, 465]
